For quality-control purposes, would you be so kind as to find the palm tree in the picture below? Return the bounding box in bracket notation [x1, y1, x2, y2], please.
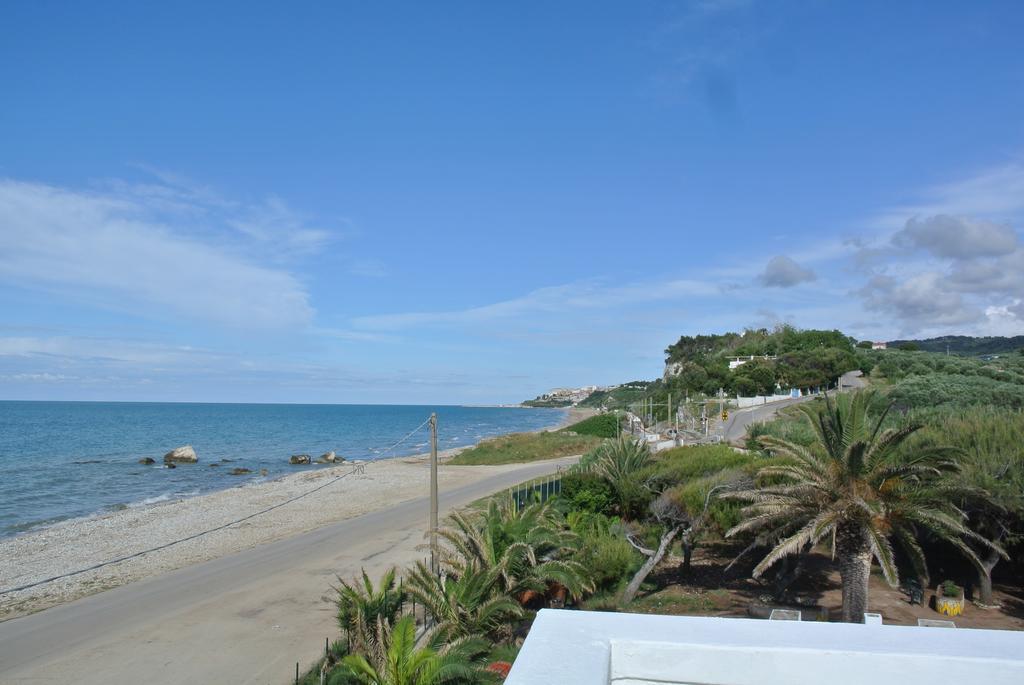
[593, 436, 652, 520]
[338, 615, 490, 685]
[404, 560, 523, 644]
[335, 567, 405, 653]
[438, 499, 591, 602]
[726, 391, 1005, 622]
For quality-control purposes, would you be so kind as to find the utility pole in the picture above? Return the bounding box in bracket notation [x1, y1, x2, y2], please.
[674, 395, 679, 435]
[667, 392, 671, 432]
[429, 413, 438, 575]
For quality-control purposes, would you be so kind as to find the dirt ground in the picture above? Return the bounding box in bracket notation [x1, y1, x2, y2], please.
[627, 542, 1024, 631]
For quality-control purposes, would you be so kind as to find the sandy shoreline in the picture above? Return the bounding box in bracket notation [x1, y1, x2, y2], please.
[0, 407, 593, 621]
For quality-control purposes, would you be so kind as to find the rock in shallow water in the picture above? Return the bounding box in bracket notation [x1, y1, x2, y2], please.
[138, 457, 155, 465]
[289, 454, 311, 465]
[316, 451, 343, 463]
[229, 467, 252, 475]
[164, 445, 198, 464]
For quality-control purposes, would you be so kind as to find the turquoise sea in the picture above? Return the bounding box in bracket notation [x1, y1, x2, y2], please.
[0, 401, 566, 538]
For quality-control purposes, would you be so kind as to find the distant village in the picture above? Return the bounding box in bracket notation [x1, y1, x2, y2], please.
[533, 385, 604, 405]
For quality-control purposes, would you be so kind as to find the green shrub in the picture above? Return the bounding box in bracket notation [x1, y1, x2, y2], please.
[585, 535, 640, 589]
[887, 373, 1024, 410]
[448, 431, 602, 465]
[567, 511, 641, 591]
[647, 444, 756, 485]
[662, 469, 749, 534]
[561, 413, 621, 438]
[590, 437, 655, 520]
[560, 472, 616, 515]
[746, 415, 817, 450]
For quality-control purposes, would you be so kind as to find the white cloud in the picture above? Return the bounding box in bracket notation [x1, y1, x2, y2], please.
[869, 162, 1024, 231]
[846, 162, 1024, 337]
[1, 372, 77, 383]
[982, 302, 1024, 336]
[913, 163, 1024, 218]
[0, 179, 316, 329]
[104, 168, 337, 258]
[226, 195, 332, 257]
[891, 214, 1018, 259]
[757, 255, 816, 287]
[0, 335, 226, 365]
[353, 278, 720, 331]
[949, 249, 1024, 294]
[859, 272, 984, 332]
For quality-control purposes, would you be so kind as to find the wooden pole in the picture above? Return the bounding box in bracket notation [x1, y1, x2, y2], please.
[429, 413, 439, 575]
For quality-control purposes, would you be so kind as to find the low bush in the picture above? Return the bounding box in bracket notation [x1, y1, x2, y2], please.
[560, 472, 616, 515]
[663, 471, 748, 534]
[560, 412, 621, 439]
[585, 534, 640, 590]
[448, 431, 602, 465]
[887, 373, 1024, 410]
[567, 511, 640, 591]
[647, 444, 756, 486]
[746, 417, 817, 450]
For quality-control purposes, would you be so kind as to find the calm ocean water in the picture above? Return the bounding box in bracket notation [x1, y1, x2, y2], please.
[0, 401, 566, 538]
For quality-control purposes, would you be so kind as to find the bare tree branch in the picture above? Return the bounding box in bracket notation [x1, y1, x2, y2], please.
[624, 533, 656, 557]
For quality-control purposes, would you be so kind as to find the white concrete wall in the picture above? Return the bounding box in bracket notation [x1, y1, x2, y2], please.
[505, 610, 1024, 685]
[734, 393, 797, 408]
[609, 639, 1023, 685]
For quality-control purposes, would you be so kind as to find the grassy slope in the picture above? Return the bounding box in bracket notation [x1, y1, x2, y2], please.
[577, 383, 652, 410]
[559, 412, 620, 438]
[448, 431, 602, 465]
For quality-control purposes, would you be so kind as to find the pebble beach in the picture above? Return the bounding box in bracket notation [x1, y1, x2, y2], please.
[2, 449, 512, 619]
[1, 409, 591, 621]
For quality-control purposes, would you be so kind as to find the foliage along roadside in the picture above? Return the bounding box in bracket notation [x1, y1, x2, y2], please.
[308, 386, 1024, 682]
[727, 391, 1006, 623]
[558, 412, 621, 439]
[447, 431, 602, 465]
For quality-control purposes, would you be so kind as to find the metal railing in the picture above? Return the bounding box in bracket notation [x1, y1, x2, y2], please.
[510, 472, 563, 512]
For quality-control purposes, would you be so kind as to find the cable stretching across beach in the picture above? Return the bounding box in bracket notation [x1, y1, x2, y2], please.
[0, 415, 435, 597]
[379, 414, 433, 457]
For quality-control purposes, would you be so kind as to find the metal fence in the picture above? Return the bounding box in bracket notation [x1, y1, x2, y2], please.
[510, 472, 563, 512]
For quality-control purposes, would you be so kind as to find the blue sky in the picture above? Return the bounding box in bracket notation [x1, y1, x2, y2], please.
[2, 0, 1024, 403]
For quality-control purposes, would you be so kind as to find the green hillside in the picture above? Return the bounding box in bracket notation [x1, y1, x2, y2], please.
[886, 335, 1024, 356]
[576, 381, 652, 409]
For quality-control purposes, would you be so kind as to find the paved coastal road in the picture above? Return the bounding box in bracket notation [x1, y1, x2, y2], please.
[0, 457, 578, 685]
[721, 370, 865, 443]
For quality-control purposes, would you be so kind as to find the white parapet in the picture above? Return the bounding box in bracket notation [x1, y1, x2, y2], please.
[505, 610, 1024, 685]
